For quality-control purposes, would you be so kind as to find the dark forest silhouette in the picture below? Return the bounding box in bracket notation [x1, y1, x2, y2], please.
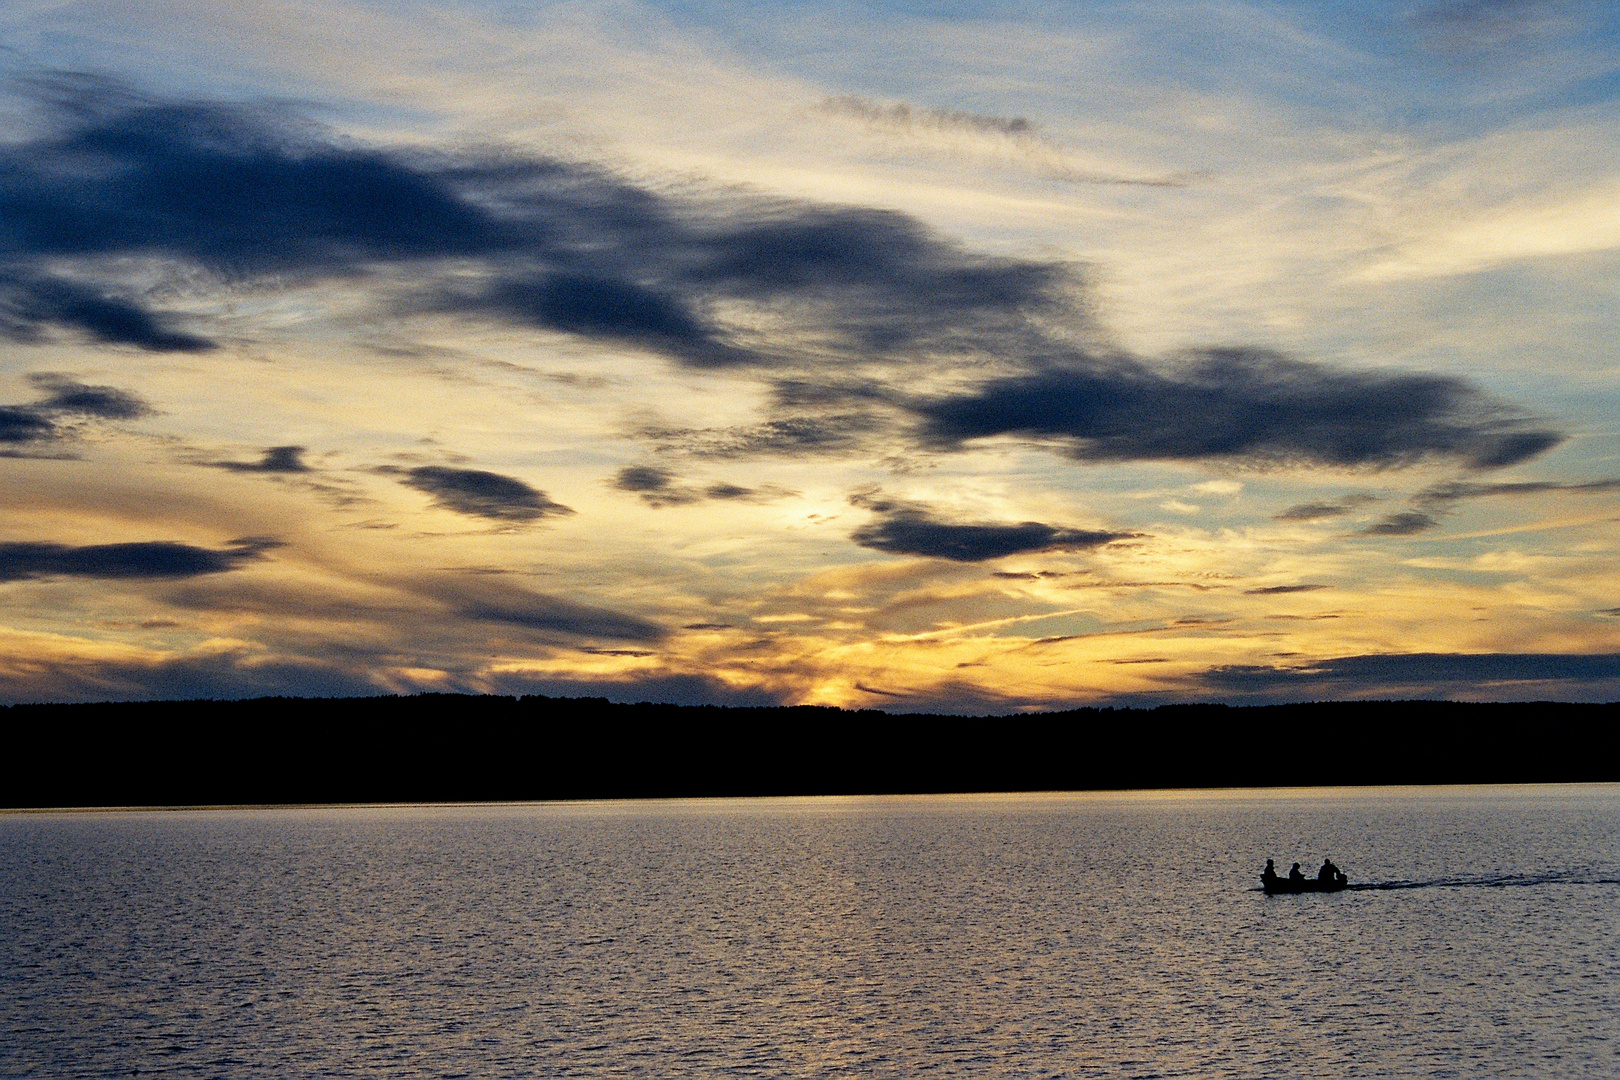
[1, 695, 1613, 808]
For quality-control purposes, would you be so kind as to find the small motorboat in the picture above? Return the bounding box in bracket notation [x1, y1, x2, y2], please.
[1263, 873, 1348, 894]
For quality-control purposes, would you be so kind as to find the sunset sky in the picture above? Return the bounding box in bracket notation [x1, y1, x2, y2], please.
[2, 0, 1618, 708]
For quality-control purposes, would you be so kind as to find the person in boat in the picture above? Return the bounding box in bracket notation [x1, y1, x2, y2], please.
[1262, 859, 1279, 886]
[1318, 857, 1340, 883]
[1288, 862, 1305, 883]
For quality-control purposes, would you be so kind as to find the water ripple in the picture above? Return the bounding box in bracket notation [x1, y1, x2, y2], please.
[2, 789, 1617, 1079]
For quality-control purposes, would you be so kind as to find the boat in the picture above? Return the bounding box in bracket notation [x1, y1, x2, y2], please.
[1263, 873, 1348, 894]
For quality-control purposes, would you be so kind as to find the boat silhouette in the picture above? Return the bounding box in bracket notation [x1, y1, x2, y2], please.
[1263, 873, 1349, 894]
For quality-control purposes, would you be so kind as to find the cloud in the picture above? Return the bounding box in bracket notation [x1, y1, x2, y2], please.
[849, 492, 1133, 562]
[821, 94, 1035, 138]
[612, 465, 788, 507]
[913, 349, 1562, 471]
[2, 76, 1060, 372]
[1244, 584, 1324, 595]
[0, 537, 278, 581]
[1347, 475, 1620, 536]
[0, 272, 216, 352]
[1276, 501, 1351, 521]
[1275, 495, 1378, 521]
[0, 75, 1566, 484]
[28, 374, 155, 419]
[0, 405, 56, 444]
[1414, 477, 1620, 507]
[642, 413, 885, 458]
[1360, 181, 1620, 281]
[1414, 0, 1586, 52]
[410, 578, 665, 643]
[613, 465, 700, 507]
[705, 483, 760, 500]
[215, 445, 312, 473]
[2, 75, 507, 274]
[1361, 511, 1440, 535]
[1198, 651, 1620, 702]
[441, 273, 749, 368]
[816, 95, 1190, 188]
[398, 466, 574, 522]
[0, 375, 153, 447]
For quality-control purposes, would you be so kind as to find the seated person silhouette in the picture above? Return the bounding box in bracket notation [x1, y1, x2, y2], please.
[1288, 862, 1305, 883]
[1318, 858, 1340, 883]
[1262, 859, 1278, 885]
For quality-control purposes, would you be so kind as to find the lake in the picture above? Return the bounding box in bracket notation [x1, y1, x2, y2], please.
[2, 786, 1616, 1078]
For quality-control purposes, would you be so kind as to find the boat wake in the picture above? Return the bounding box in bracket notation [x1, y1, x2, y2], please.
[1348, 871, 1620, 892]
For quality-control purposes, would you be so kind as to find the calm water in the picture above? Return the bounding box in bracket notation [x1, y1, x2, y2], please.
[1, 787, 1616, 1078]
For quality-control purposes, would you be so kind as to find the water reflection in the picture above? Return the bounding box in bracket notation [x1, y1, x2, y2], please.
[1, 787, 1616, 1079]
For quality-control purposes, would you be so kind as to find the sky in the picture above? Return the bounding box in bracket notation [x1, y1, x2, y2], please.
[1, 0, 1618, 709]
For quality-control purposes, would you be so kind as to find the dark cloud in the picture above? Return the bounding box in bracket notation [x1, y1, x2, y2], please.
[1276, 501, 1352, 521]
[0, 272, 215, 352]
[685, 207, 1058, 322]
[28, 374, 153, 419]
[1244, 584, 1324, 595]
[457, 594, 663, 641]
[0, 536, 278, 582]
[1275, 494, 1378, 521]
[2, 76, 507, 272]
[849, 492, 1133, 562]
[1362, 511, 1440, 535]
[613, 465, 699, 507]
[442, 273, 746, 368]
[0, 405, 55, 444]
[1199, 651, 1620, 702]
[412, 579, 665, 643]
[0, 76, 1565, 481]
[399, 466, 573, 522]
[0, 374, 152, 447]
[215, 445, 311, 473]
[2, 76, 1057, 370]
[705, 483, 757, 500]
[913, 350, 1562, 471]
[1347, 475, 1620, 537]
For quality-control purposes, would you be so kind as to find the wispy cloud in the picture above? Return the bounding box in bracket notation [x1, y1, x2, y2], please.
[612, 465, 790, 507]
[816, 94, 1193, 187]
